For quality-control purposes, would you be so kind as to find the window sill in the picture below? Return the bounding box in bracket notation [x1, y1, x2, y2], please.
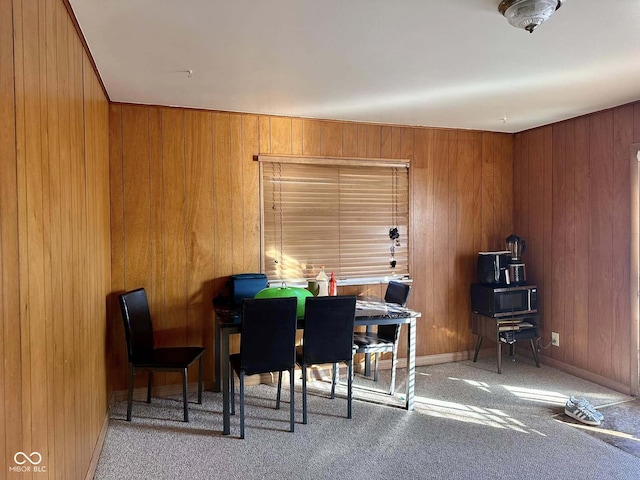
[268, 275, 412, 289]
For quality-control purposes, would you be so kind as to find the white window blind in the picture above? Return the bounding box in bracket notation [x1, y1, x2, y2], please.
[259, 155, 409, 283]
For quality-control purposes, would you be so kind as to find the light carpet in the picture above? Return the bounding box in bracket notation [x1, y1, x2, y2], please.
[95, 355, 640, 480]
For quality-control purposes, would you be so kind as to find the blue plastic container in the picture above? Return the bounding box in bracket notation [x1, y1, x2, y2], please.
[231, 273, 268, 305]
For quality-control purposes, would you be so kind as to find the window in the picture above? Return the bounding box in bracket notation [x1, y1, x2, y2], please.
[259, 155, 409, 284]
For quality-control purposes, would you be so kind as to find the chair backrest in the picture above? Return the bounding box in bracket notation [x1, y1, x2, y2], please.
[302, 295, 357, 365]
[384, 281, 412, 307]
[240, 297, 298, 376]
[378, 282, 412, 341]
[118, 288, 154, 363]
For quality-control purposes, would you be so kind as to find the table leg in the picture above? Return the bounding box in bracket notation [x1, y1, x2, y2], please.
[364, 325, 373, 377]
[221, 329, 231, 435]
[405, 318, 416, 411]
[496, 335, 502, 374]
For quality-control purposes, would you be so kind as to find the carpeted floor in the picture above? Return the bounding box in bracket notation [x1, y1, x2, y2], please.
[95, 355, 640, 479]
[554, 397, 640, 458]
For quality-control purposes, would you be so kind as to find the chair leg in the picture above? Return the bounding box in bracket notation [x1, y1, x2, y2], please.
[302, 364, 308, 425]
[230, 365, 235, 416]
[289, 366, 295, 432]
[390, 344, 399, 396]
[182, 367, 189, 422]
[330, 363, 337, 399]
[239, 371, 245, 439]
[473, 336, 483, 362]
[126, 364, 134, 422]
[197, 357, 203, 404]
[347, 360, 353, 419]
[374, 353, 379, 382]
[276, 370, 283, 410]
[147, 371, 153, 403]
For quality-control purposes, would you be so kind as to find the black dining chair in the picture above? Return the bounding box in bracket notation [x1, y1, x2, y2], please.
[278, 295, 357, 424]
[354, 281, 411, 395]
[230, 297, 298, 439]
[118, 288, 206, 422]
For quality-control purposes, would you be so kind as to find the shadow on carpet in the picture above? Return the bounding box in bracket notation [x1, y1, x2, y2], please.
[553, 397, 640, 459]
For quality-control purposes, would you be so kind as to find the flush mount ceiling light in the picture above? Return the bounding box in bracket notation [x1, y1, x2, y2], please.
[499, 0, 563, 33]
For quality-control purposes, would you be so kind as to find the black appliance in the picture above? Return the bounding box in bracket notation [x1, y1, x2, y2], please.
[477, 251, 511, 286]
[471, 283, 537, 318]
[505, 234, 527, 285]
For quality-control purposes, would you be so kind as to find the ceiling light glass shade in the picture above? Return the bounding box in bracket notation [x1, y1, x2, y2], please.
[499, 0, 563, 33]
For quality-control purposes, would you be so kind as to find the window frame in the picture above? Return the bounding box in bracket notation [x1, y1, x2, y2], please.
[258, 154, 411, 286]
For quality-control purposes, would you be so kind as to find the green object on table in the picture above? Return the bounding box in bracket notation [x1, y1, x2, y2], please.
[254, 285, 313, 318]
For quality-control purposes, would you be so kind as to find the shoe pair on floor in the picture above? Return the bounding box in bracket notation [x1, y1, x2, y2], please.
[564, 396, 604, 426]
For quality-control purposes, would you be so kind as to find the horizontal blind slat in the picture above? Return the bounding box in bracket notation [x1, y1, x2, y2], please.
[261, 160, 409, 281]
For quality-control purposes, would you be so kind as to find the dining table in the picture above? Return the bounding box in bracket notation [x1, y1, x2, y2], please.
[213, 297, 421, 435]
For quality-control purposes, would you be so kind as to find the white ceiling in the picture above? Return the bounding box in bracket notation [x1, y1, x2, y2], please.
[70, 0, 640, 133]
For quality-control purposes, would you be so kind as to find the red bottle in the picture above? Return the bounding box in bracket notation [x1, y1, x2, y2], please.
[329, 272, 337, 296]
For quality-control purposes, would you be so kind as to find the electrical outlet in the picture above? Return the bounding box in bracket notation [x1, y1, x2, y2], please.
[551, 332, 560, 347]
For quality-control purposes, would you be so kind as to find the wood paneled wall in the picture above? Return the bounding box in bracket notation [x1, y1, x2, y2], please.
[109, 105, 514, 392]
[514, 102, 640, 393]
[1, 0, 111, 478]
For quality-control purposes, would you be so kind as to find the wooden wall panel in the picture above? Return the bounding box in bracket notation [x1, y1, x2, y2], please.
[455, 133, 480, 352]
[163, 109, 188, 387]
[412, 129, 433, 355]
[573, 116, 590, 369]
[446, 131, 460, 353]
[2, 0, 112, 478]
[321, 121, 343, 157]
[148, 107, 166, 385]
[230, 115, 245, 288]
[185, 110, 214, 379]
[588, 111, 614, 377]
[563, 121, 576, 365]
[612, 106, 633, 383]
[515, 102, 640, 391]
[270, 116, 292, 154]
[481, 133, 496, 251]
[241, 114, 261, 272]
[499, 135, 514, 241]
[109, 104, 126, 392]
[432, 130, 452, 354]
[82, 49, 110, 456]
[110, 108, 514, 391]
[342, 123, 358, 157]
[551, 123, 567, 364]
[302, 119, 322, 155]
[1, 0, 21, 473]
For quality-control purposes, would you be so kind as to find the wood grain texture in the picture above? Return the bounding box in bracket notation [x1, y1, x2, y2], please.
[551, 123, 567, 363]
[2, 1, 111, 478]
[588, 111, 614, 377]
[109, 109, 514, 391]
[162, 109, 188, 377]
[1, 0, 21, 473]
[432, 130, 451, 354]
[612, 106, 633, 383]
[515, 103, 639, 391]
[573, 116, 590, 369]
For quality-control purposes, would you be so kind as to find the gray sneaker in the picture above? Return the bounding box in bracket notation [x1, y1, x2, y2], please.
[565, 397, 601, 426]
[569, 396, 604, 421]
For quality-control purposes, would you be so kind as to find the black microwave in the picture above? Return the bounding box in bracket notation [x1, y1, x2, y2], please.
[471, 283, 537, 318]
